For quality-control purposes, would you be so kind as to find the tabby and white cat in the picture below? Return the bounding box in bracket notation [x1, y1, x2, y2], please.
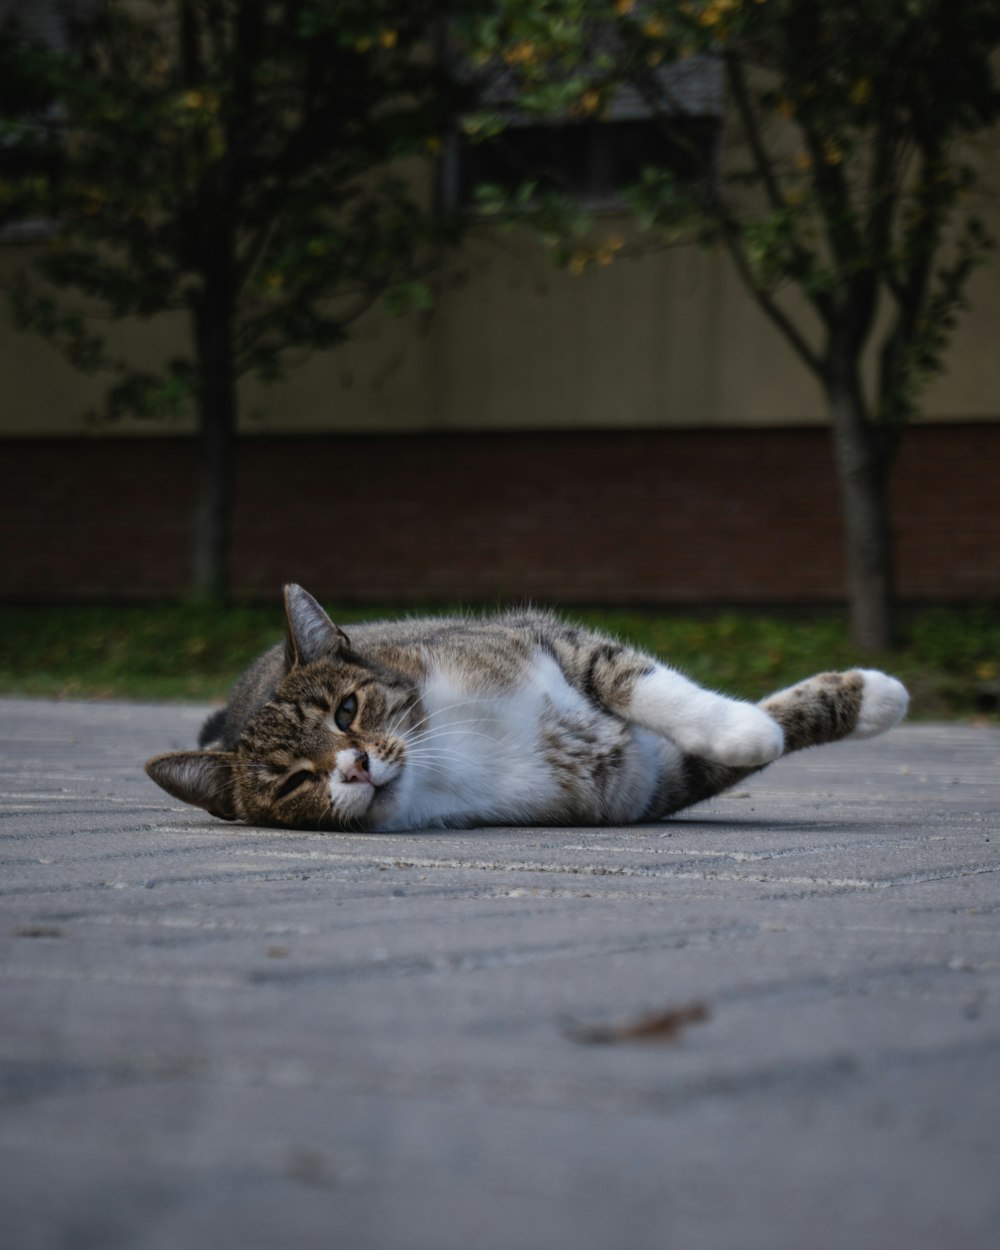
[146, 585, 909, 831]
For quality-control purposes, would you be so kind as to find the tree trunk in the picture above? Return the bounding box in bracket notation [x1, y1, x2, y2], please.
[191, 288, 237, 603]
[825, 374, 896, 651]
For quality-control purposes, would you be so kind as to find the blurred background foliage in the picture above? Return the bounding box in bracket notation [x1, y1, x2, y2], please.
[0, 602, 996, 719]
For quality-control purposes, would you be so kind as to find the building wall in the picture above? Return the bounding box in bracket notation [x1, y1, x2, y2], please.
[3, 223, 1000, 440]
[2, 425, 997, 603]
[3, 199, 998, 606]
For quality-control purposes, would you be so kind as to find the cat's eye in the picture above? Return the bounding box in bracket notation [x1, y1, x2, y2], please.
[334, 694, 358, 731]
[274, 769, 313, 799]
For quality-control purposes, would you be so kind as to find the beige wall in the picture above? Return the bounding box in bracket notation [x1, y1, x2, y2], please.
[2, 209, 998, 439]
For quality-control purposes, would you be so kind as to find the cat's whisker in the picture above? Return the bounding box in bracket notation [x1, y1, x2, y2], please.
[406, 752, 450, 770]
[406, 759, 457, 783]
[406, 714, 500, 733]
[400, 696, 500, 735]
[406, 751, 473, 771]
[406, 735, 502, 757]
[405, 735, 487, 755]
[405, 736, 495, 756]
[404, 724, 503, 747]
[383, 699, 496, 745]
[408, 693, 498, 718]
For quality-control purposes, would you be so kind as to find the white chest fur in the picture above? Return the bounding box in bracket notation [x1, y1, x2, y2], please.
[382, 654, 561, 829]
[380, 651, 668, 830]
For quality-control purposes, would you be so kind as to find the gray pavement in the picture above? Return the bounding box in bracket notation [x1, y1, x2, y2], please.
[1, 695, 998, 1250]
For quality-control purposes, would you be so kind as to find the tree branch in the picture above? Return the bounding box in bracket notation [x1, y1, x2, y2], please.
[629, 57, 824, 378]
[723, 49, 837, 328]
[716, 218, 825, 379]
[723, 51, 785, 214]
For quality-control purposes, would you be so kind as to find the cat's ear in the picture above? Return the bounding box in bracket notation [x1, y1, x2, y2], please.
[145, 751, 239, 822]
[283, 583, 350, 669]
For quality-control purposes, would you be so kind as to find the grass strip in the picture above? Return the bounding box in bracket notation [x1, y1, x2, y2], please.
[0, 602, 997, 720]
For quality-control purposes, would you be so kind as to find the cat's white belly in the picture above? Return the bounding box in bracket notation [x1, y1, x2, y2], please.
[378, 652, 672, 830]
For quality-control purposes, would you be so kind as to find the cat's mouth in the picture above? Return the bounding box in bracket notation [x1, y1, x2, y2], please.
[326, 756, 402, 826]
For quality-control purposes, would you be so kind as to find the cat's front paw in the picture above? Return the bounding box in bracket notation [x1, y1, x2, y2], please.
[674, 700, 785, 767]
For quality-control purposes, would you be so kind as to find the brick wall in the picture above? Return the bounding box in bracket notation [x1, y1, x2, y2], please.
[1, 425, 997, 603]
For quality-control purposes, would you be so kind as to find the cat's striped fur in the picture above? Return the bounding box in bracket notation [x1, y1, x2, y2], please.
[145, 585, 908, 831]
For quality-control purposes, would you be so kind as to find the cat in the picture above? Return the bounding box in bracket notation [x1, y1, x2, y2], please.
[145, 584, 909, 831]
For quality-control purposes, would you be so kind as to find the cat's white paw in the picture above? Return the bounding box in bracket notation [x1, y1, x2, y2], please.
[851, 670, 909, 738]
[674, 700, 785, 767]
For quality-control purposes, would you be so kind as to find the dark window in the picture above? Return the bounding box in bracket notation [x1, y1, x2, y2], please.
[443, 54, 722, 213]
[0, 0, 101, 240]
[447, 115, 719, 212]
[0, 0, 100, 49]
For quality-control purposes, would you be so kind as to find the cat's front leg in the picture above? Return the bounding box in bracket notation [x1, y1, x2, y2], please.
[629, 666, 785, 767]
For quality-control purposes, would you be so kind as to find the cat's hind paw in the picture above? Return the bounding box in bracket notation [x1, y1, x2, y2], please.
[851, 669, 909, 738]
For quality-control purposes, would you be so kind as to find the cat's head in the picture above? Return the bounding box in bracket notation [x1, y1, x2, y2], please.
[145, 585, 420, 830]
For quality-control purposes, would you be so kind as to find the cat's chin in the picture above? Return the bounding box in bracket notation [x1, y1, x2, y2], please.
[364, 777, 401, 824]
[319, 775, 401, 830]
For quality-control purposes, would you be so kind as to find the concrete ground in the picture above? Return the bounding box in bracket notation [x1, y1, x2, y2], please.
[1, 695, 998, 1250]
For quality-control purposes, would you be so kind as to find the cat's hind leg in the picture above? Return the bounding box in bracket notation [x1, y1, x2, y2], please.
[759, 668, 908, 749]
[629, 665, 785, 767]
[545, 628, 784, 766]
[542, 621, 901, 769]
[659, 668, 908, 816]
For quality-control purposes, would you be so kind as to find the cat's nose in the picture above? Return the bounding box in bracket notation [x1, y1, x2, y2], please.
[341, 749, 370, 784]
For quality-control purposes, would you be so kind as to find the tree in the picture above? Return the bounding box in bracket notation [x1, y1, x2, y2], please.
[3, 1, 471, 602]
[457, 0, 1000, 649]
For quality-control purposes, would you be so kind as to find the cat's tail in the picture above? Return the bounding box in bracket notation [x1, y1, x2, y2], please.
[663, 669, 908, 816]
